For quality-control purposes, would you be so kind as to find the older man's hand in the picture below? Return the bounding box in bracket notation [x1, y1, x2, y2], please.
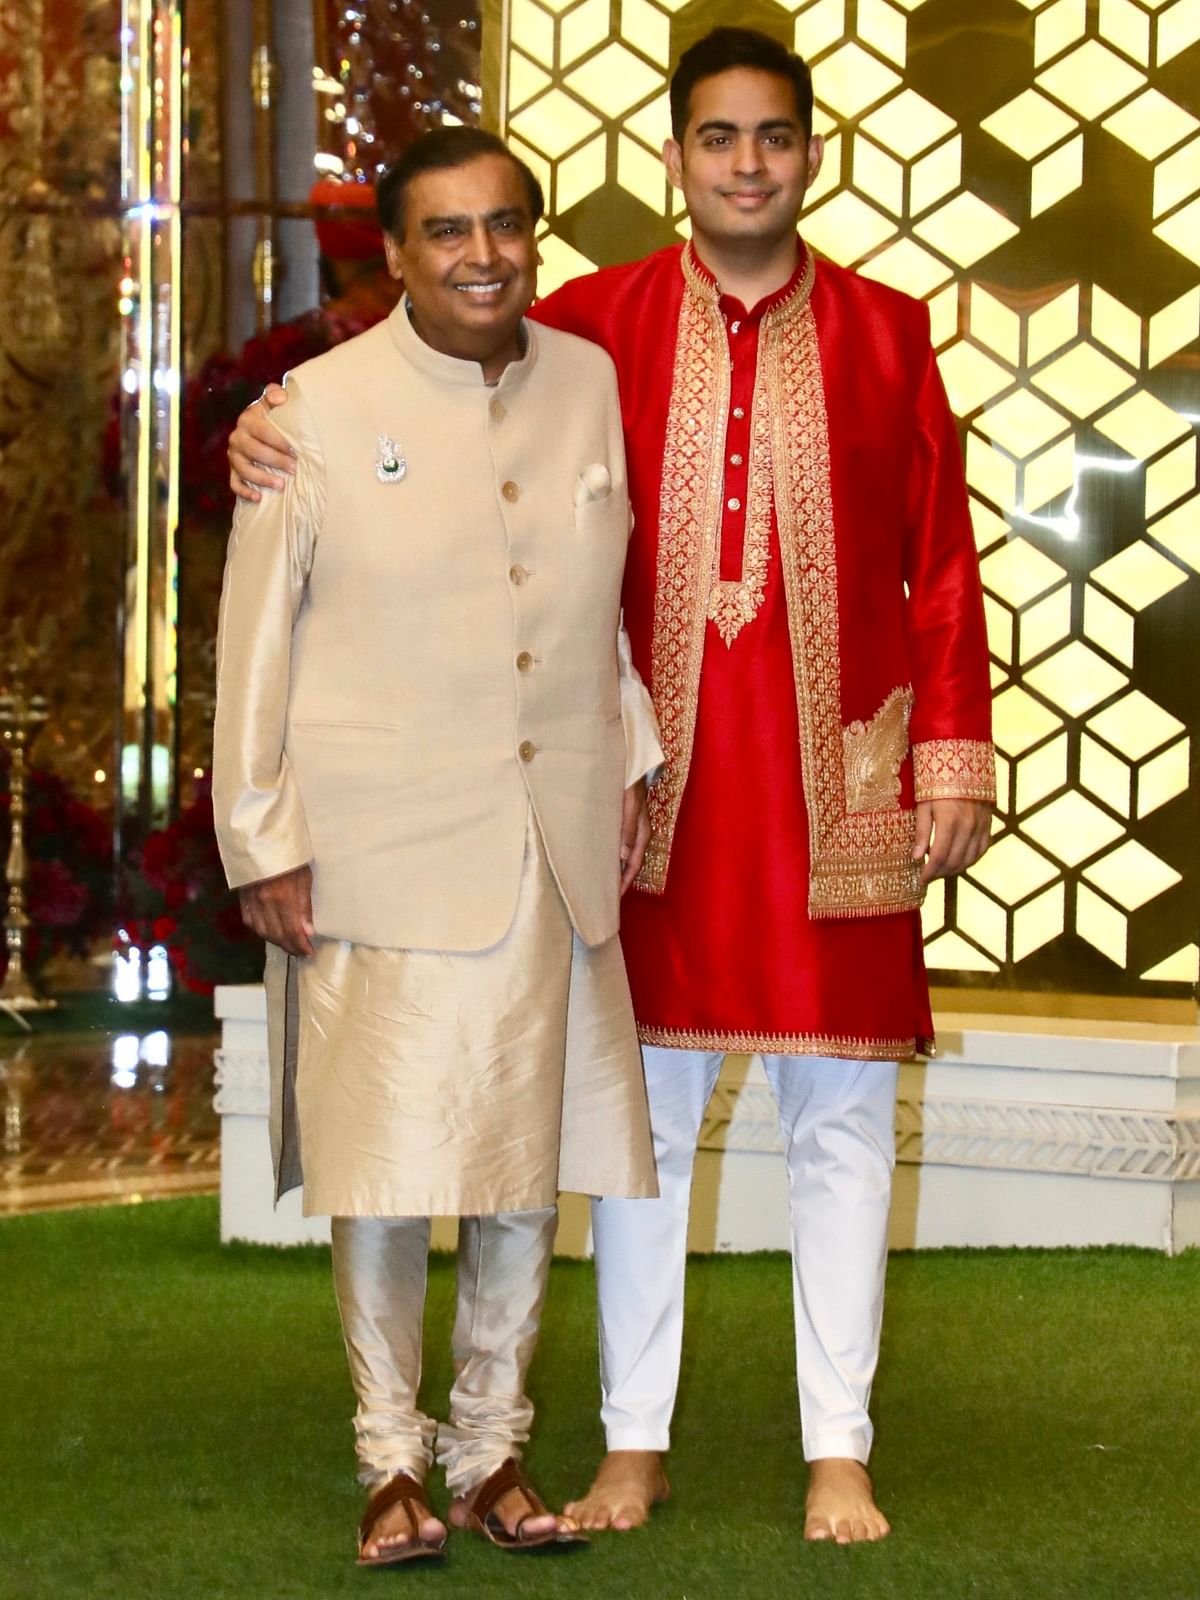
[912, 799, 992, 886]
[229, 383, 292, 501]
[239, 864, 315, 957]
[620, 780, 650, 895]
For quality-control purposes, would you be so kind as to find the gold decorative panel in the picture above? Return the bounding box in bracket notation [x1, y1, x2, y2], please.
[0, 3, 124, 800]
[485, 0, 1200, 999]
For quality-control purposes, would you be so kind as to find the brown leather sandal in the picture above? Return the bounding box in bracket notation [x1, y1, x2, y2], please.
[356, 1472, 448, 1567]
[456, 1457, 588, 1552]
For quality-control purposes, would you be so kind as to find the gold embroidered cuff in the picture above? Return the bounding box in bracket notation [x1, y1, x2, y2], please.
[912, 739, 996, 803]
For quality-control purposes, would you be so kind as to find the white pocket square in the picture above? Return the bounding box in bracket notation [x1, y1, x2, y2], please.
[574, 463, 612, 505]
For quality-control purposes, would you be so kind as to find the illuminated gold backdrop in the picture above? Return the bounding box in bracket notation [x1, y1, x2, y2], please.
[0, 2, 124, 795]
[484, 0, 1200, 1000]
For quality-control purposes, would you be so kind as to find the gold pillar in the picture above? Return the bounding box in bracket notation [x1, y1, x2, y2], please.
[117, 0, 184, 844]
[250, 0, 278, 331]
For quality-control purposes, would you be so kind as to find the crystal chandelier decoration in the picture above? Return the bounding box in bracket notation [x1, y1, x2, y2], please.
[315, 0, 482, 183]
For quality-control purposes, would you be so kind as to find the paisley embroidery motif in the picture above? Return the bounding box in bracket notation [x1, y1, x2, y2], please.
[843, 687, 913, 814]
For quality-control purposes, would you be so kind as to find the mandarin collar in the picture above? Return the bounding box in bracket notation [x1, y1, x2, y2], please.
[386, 299, 538, 391]
[683, 238, 814, 324]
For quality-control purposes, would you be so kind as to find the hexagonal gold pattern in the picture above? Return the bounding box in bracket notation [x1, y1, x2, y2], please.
[487, 0, 1199, 990]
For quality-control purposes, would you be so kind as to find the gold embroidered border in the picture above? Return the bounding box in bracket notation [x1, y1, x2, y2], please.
[638, 265, 727, 892]
[637, 1023, 926, 1061]
[767, 299, 923, 920]
[707, 328, 775, 646]
[913, 738, 997, 803]
[639, 246, 815, 893]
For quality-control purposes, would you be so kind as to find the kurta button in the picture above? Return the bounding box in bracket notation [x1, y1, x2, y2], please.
[730, 453, 744, 467]
[509, 564, 528, 585]
[518, 740, 536, 762]
[727, 497, 742, 511]
[732, 406, 745, 419]
[490, 397, 506, 420]
[502, 480, 520, 502]
[516, 651, 533, 672]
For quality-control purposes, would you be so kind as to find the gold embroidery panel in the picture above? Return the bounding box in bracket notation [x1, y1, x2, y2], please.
[767, 300, 922, 920]
[844, 685, 914, 813]
[637, 1023, 924, 1061]
[707, 329, 774, 647]
[913, 739, 997, 803]
[639, 264, 728, 893]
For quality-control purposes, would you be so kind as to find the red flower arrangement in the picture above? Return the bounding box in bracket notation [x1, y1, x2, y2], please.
[180, 308, 387, 523]
[104, 305, 388, 522]
[120, 774, 264, 995]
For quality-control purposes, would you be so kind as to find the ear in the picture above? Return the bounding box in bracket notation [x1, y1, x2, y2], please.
[805, 134, 826, 191]
[662, 137, 684, 192]
[384, 235, 405, 284]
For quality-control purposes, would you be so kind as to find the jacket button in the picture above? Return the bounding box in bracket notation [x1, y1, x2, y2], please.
[490, 397, 506, 421]
[518, 740, 536, 763]
[502, 480, 520, 502]
[509, 564, 527, 585]
[516, 651, 534, 672]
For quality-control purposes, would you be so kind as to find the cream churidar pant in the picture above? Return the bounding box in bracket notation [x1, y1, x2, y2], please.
[333, 1208, 557, 1495]
[301, 813, 655, 1493]
[592, 1047, 897, 1464]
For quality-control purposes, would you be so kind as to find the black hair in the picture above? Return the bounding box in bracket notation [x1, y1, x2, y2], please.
[669, 27, 814, 141]
[376, 127, 545, 239]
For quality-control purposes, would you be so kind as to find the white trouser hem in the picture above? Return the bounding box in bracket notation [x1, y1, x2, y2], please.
[602, 1426, 671, 1453]
[804, 1431, 873, 1466]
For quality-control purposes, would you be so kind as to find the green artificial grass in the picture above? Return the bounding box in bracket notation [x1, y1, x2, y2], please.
[2, 1200, 1198, 1600]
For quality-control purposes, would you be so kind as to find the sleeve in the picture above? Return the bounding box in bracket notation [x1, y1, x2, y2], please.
[528, 273, 602, 341]
[589, 349, 664, 789]
[902, 314, 997, 805]
[211, 377, 325, 888]
[618, 615, 664, 787]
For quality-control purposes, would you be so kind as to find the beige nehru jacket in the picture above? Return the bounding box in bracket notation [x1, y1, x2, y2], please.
[213, 304, 663, 950]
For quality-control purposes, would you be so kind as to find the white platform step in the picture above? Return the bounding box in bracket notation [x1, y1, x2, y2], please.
[214, 986, 1200, 1255]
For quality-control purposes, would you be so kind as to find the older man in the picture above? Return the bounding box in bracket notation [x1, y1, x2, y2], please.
[214, 126, 661, 1566]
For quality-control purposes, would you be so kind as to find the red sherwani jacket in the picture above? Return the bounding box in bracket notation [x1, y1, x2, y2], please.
[533, 242, 994, 1059]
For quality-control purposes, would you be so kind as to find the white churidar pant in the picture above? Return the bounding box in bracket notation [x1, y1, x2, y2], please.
[332, 1206, 557, 1496]
[591, 1047, 898, 1463]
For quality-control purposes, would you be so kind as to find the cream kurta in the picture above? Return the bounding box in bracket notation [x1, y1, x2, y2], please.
[291, 811, 652, 1217]
[216, 307, 663, 1212]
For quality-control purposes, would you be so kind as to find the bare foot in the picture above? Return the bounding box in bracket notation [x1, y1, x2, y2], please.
[804, 1458, 891, 1544]
[360, 1489, 447, 1561]
[449, 1484, 578, 1545]
[564, 1449, 671, 1531]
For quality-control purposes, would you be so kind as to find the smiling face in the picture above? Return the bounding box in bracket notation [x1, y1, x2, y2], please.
[664, 67, 824, 258]
[384, 153, 539, 381]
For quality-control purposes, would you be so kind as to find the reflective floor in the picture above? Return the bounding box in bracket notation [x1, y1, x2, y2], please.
[0, 1025, 219, 1215]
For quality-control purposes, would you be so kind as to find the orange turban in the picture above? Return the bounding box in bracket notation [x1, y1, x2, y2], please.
[309, 177, 385, 261]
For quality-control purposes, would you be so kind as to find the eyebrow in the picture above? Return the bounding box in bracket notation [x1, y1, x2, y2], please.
[693, 118, 798, 136]
[419, 206, 525, 233]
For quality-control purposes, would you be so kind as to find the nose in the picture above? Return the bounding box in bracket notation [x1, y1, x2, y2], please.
[732, 134, 765, 175]
[465, 220, 500, 268]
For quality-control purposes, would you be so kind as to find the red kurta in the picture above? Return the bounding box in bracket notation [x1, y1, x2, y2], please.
[532, 244, 993, 1059]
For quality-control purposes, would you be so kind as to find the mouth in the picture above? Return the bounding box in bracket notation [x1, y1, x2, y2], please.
[453, 280, 508, 297]
[722, 188, 777, 205]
